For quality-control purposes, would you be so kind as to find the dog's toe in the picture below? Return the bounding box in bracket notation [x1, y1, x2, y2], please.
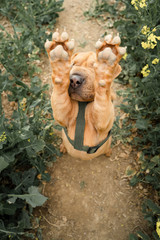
[118, 46, 127, 56]
[44, 39, 53, 50]
[60, 30, 69, 42]
[104, 34, 112, 44]
[95, 39, 103, 49]
[104, 33, 121, 45]
[111, 35, 121, 45]
[52, 28, 60, 41]
[52, 28, 69, 42]
[66, 39, 75, 50]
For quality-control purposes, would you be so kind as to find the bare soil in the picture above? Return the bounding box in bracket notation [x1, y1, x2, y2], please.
[35, 0, 148, 239]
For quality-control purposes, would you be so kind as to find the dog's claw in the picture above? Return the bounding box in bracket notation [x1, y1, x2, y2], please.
[104, 33, 121, 45]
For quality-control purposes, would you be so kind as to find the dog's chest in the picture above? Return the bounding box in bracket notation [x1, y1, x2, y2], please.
[67, 102, 98, 147]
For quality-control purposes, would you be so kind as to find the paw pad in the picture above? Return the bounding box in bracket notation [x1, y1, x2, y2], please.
[50, 45, 69, 61]
[98, 47, 117, 65]
[99, 80, 106, 87]
[55, 77, 62, 83]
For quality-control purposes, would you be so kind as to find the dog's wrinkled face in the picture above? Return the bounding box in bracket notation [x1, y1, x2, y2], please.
[68, 52, 96, 102]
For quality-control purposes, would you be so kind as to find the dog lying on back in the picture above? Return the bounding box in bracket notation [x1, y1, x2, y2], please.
[45, 30, 126, 160]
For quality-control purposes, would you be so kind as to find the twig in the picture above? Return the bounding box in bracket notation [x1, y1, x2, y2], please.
[39, 210, 60, 229]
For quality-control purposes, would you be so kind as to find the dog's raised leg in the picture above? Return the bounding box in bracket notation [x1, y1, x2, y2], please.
[93, 34, 126, 156]
[45, 30, 76, 153]
[45, 29, 75, 127]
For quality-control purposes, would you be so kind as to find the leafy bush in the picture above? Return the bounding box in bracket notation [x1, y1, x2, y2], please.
[0, 73, 60, 239]
[85, 0, 160, 239]
[0, 0, 63, 238]
[0, 0, 64, 50]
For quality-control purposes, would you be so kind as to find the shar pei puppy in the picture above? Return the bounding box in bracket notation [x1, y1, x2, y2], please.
[45, 30, 126, 160]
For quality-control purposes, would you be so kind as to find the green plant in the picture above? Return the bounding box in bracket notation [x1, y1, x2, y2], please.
[0, 0, 64, 238]
[0, 75, 60, 239]
[0, 0, 64, 51]
[85, 0, 160, 239]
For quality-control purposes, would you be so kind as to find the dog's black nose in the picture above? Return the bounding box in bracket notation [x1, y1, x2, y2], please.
[70, 74, 84, 89]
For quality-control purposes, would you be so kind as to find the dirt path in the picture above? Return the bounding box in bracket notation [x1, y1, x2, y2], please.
[38, 0, 147, 239]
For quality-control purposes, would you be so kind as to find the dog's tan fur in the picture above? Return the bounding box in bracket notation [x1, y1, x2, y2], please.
[45, 32, 125, 160]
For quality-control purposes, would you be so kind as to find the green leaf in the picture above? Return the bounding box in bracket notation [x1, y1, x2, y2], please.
[136, 119, 150, 130]
[1, 152, 16, 163]
[30, 99, 41, 108]
[8, 168, 37, 192]
[0, 157, 9, 172]
[137, 231, 151, 240]
[151, 156, 160, 165]
[0, 202, 17, 215]
[152, 231, 160, 240]
[130, 175, 140, 186]
[8, 186, 48, 208]
[18, 210, 31, 229]
[144, 199, 160, 215]
[22, 186, 48, 207]
[19, 138, 45, 154]
[126, 166, 136, 176]
[32, 139, 45, 152]
[129, 233, 138, 240]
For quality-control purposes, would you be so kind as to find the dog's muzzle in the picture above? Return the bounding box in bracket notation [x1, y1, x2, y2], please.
[70, 74, 84, 89]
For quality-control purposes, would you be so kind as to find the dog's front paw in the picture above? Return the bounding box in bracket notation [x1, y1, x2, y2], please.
[45, 29, 75, 85]
[45, 29, 75, 62]
[94, 34, 126, 86]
